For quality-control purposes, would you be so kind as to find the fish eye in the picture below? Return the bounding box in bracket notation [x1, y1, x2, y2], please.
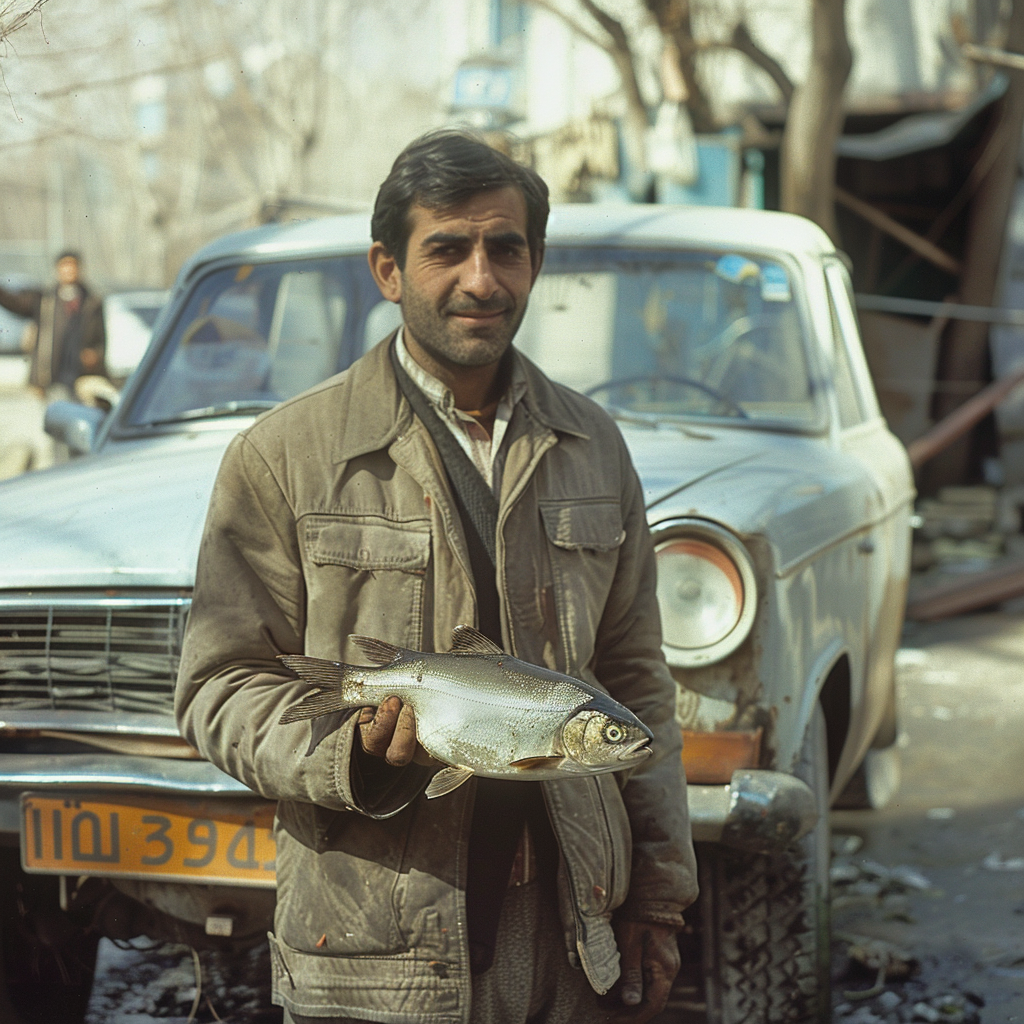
[603, 723, 625, 744]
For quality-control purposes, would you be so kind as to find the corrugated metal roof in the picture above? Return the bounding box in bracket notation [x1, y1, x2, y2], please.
[835, 74, 1007, 161]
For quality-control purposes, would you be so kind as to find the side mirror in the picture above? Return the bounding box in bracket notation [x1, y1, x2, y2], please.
[44, 401, 105, 455]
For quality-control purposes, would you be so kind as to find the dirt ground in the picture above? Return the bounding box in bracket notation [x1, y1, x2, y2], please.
[830, 610, 1024, 1023]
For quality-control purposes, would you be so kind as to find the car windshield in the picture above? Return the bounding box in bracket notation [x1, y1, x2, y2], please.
[516, 248, 818, 426]
[125, 256, 401, 427]
[125, 246, 817, 428]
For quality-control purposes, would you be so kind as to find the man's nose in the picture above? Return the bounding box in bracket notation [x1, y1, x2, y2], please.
[459, 247, 500, 299]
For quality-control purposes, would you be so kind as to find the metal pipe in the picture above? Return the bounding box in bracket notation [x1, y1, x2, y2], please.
[906, 364, 1024, 468]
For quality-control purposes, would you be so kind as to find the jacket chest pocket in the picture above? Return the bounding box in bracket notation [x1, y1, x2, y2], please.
[302, 515, 430, 655]
[539, 499, 625, 673]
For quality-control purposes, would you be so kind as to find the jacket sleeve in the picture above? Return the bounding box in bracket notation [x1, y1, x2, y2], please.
[593, 438, 699, 927]
[175, 432, 426, 818]
[0, 286, 40, 321]
[82, 296, 106, 370]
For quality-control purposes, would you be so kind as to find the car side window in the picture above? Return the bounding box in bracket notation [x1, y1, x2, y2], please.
[266, 271, 347, 396]
[824, 269, 865, 429]
[824, 262, 881, 426]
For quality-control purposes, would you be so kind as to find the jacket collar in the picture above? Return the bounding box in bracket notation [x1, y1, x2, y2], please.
[332, 330, 590, 464]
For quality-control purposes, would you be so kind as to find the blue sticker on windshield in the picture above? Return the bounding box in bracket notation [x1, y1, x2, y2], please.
[715, 254, 760, 285]
[760, 263, 791, 302]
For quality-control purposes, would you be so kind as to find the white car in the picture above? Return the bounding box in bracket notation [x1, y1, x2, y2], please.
[101, 289, 170, 383]
[0, 206, 913, 1024]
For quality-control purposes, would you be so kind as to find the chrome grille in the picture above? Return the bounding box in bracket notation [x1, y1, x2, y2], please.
[0, 596, 190, 714]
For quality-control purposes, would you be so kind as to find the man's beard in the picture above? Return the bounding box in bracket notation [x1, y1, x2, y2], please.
[399, 275, 527, 369]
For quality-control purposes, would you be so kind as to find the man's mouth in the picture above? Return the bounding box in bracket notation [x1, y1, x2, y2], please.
[447, 306, 510, 325]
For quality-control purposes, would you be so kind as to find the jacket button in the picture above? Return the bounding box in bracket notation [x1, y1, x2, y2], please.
[593, 885, 606, 900]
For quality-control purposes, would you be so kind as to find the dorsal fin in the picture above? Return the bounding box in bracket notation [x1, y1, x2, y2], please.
[448, 624, 504, 656]
[349, 635, 403, 666]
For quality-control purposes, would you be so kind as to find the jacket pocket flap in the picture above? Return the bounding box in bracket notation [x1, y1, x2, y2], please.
[304, 517, 430, 572]
[540, 500, 625, 552]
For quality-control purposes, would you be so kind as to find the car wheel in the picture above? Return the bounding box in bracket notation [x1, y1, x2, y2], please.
[700, 704, 831, 1024]
[0, 851, 99, 1024]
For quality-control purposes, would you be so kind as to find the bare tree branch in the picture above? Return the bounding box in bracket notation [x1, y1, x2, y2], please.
[643, 0, 716, 132]
[721, 21, 793, 104]
[523, 0, 617, 55]
[524, 0, 650, 182]
[0, 0, 48, 50]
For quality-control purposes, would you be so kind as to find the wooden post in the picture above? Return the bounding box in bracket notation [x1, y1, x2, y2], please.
[926, 0, 1024, 489]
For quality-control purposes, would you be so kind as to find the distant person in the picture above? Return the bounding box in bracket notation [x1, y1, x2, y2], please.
[0, 251, 106, 398]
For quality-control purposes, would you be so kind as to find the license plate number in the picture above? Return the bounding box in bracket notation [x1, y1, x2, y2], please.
[21, 793, 277, 887]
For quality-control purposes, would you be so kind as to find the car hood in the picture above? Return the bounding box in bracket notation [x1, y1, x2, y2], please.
[0, 418, 879, 593]
[622, 421, 881, 573]
[0, 432, 234, 590]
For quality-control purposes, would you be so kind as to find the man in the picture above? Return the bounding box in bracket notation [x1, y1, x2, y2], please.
[176, 130, 697, 1024]
[0, 251, 106, 395]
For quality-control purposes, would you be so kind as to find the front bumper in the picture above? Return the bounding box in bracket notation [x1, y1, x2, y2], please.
[0, 753, 252, 833]
[0, 756, 818, 855]
[688, 768, 819, 853]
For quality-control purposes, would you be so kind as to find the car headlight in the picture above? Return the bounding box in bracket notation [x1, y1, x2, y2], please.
[654, 520, 757, 667]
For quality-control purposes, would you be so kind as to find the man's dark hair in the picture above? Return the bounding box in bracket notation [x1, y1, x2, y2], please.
[55, 250, 82, 264]
[371, 129, 549, 270]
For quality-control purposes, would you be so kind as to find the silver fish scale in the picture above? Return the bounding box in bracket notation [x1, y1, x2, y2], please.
[350, 656, 591, 775]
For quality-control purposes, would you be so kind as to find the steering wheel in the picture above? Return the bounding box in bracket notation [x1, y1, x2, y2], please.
[584, 375, 749, 419]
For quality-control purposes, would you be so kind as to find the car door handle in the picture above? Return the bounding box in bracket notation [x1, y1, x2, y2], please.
[857, 538, 875, 554]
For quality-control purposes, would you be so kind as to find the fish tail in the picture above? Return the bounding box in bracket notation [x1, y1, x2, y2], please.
[278, 655, 366, 723]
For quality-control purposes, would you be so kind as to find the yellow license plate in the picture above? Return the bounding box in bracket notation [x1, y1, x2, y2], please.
[21, 793, 277, 887]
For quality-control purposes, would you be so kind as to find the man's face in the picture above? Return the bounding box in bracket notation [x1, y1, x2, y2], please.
[379, 187, 539, 372]
[56, 257, 79, 286]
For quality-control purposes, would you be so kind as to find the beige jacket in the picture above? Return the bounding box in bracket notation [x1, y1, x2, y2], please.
[175, 338, 697, 1023]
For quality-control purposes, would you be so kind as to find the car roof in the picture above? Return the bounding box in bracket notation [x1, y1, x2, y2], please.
[179, 204, 836, 282]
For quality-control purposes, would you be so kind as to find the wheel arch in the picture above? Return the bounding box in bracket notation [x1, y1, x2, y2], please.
[793, 637, 850, 795]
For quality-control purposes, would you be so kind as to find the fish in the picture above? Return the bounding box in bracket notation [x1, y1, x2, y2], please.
[278, 624, 653, 799]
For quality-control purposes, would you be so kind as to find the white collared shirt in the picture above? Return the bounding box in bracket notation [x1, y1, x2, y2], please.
[396, 329, 526, 493]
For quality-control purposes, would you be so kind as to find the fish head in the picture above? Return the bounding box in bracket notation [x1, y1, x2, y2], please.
[560, 696, 653, 770]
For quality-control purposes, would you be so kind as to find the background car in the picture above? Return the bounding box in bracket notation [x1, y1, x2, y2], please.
[0, 207, 913, 1024]
[102, 288, 171, 384]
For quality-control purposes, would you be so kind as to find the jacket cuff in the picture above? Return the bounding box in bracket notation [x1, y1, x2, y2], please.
[615, 899, 687, 930]
[331, 714, 431, 818]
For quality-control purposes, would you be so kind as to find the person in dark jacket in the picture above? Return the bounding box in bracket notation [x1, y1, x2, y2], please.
[0, 250, 105, 394]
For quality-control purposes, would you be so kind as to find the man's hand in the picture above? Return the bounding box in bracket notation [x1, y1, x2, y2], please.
[608, 920, 681, 1022]
[357, 697, 437, 766]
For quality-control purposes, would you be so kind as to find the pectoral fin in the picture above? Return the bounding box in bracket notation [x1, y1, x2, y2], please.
[424, 765, 475, 799]
[509, 756, 565, 770]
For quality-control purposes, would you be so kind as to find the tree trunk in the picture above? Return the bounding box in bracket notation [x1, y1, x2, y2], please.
[644, 0, 717, 133]
[779, 0, 851, 238]
[924, 0, 1024, 489]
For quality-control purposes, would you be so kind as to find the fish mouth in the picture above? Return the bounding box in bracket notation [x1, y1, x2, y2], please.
[618, 737, 652, 762]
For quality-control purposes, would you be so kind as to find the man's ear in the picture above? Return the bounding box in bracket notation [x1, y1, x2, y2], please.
[368, 242, 402, 302]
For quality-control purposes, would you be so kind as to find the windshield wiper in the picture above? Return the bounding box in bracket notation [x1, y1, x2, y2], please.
[145, 400, 279, 426]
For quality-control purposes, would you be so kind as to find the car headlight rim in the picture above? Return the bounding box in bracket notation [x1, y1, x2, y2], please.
[653, 519, 757, 668]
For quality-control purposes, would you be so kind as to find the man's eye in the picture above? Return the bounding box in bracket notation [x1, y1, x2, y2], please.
[492, 244, 526, 259]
